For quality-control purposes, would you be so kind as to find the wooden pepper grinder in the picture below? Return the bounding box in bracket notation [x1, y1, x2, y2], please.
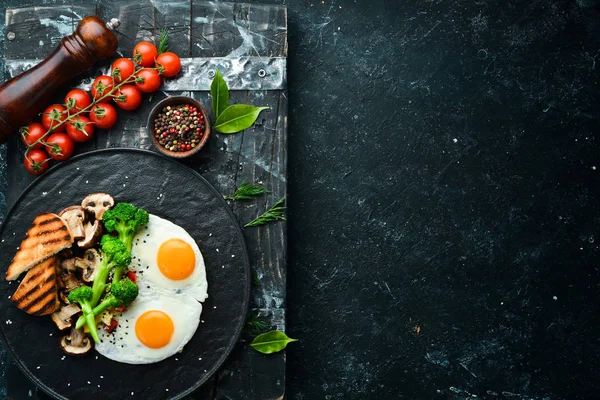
[0, 16, 119, 144]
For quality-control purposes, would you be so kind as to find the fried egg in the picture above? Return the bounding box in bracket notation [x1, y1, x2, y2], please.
[130, 214, 208, 302]
[95, 294, 202, 364]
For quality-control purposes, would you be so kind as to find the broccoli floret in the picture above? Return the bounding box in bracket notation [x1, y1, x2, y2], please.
[102, 203, 149, 282]
[68, 286, 100, 344]
[90, 235, 132, 307]
[75, 279, 139, 330]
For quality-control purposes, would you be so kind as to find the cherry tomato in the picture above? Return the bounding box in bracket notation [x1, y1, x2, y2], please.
[135, 69, 161, 93]
[24, 149, 50, 175]
[41, 104, 67, 133]
[20, 122, 46, 149]
[133, 42, 158, 67]
[111, 58, 136, 84]
[114, 85, 142, 111]
[91, 75, 114, 103]
[64, 89, 91, 113]
[156, 52, 181, 78]
[90, 103, 118, 129]
[45, 133, 74, 161]
[66, 115, 94, 143]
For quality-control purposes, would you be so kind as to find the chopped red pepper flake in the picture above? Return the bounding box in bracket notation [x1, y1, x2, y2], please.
[126, 271, 137, 284]
[104, 318, 118, 333]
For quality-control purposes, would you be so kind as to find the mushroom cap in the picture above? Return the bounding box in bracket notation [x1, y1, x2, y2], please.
[51, 303, 81, 330]
[81, 193, 115, 220]
[77, 220, 103, 249]
[58, 206, 87, 240]
[60, 249, 100, 282]
[60, 327, 92, 355]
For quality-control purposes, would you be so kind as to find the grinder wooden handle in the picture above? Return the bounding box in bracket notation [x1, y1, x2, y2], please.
[0, 16, 119, 144]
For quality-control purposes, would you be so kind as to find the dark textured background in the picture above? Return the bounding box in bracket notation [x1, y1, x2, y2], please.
[1, 1, 600, 399]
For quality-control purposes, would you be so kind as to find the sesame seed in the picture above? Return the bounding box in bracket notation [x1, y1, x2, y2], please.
[87, 381, 91, 385]
[231, 255, 235, 258]
[100, 376, 104, 379]
[36, 366, 41, 369]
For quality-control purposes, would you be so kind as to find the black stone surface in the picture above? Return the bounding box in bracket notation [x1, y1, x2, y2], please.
[0, 150, 250, 399]
[0, 0, 599, 399]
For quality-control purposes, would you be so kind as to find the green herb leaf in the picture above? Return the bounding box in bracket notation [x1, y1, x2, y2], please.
[245, 197, 286, 227]
[252, 269, 261, 287]
[215, 104, 269, 134]
[226, 180, 269, 201]
[158, 28, 169, 55]
[250, 330, 298, 354]
[210, 70, 229, 118]
[245, 315, 268, 335]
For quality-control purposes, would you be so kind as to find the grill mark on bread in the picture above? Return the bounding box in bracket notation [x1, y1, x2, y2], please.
[10, 256, 59, 315]
[32, 299, 58, 316]
[22, 286, 57, 312]
[39, 235, 72, 246]
[35, 216, 61, 227]
[35, 226, 68, 237]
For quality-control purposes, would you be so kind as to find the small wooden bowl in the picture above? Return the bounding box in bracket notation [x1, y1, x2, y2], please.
[146, 96, 211, 158]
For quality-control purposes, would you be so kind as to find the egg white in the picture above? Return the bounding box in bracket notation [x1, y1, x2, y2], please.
[130, 214, 208, 302]
[95, 294, 202, 364]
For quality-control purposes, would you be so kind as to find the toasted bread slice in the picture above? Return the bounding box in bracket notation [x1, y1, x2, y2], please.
[11, 256, 59, 316]
[5, 213, 73, 281]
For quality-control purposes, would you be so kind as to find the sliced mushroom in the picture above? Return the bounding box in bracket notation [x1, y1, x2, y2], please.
[58, 206, 87, 240]
[81, 249, 100, 282]
[81, 193, 115, 220]
[59, 289, 71, 305]
[60, 270, 81, 292]
[77, 220, 103, 249]
[60, 249, 100, 283]
[60, 326, 92, 355]
[51, 303, 81, 330]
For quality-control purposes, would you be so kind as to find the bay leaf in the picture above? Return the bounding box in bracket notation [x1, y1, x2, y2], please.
[250, 330, 298, 354]
[210, 70, 229, 118]
[214, 104, 269, 134]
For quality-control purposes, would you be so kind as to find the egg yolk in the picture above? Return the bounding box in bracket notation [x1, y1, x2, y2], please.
[135, 310, 174, 349]
[157, 238, 196, 280]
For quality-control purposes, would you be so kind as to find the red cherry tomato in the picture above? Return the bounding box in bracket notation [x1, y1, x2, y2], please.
[91, 75, 114, 103]
[66, 115, 95, 143]
[156, 52, 181, 78]
[41, 104, 67, 133]
[90, 103, 118, 129]
[133, 42, 158, 67]
[64, 89, 91, 113]
[111, 58, 136, 84]
[45, 133, 74, 161]
[20, 122, 46, 149]
[135, 69, 161, 93]
[24, 149, 50, 175]
[114, 85, 142, 111]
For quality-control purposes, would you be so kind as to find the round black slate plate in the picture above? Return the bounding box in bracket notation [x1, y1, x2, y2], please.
[0, 149, 250, 400]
